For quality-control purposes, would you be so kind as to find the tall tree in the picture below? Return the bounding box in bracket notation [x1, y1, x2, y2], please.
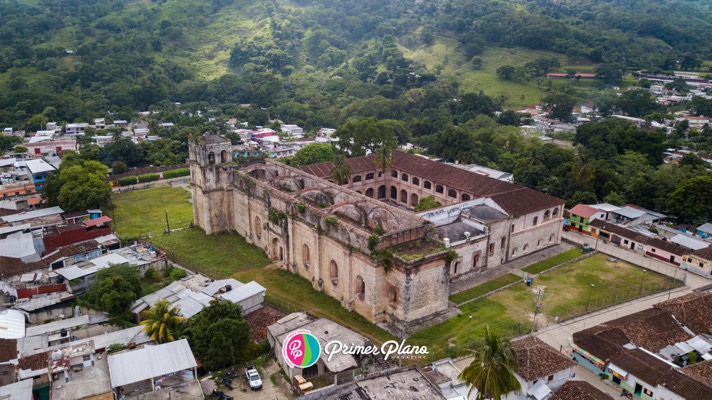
[667, 174, 712, 224]
[459, 327, 520, 400]
[141, 299, 186, 344]
[290, 143, 335, 167]
[330, 154, 352, 185]
[374, 145, 394, 175]
[189, 300, 250, 370]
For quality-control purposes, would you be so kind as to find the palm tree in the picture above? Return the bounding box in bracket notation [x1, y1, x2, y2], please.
[459, 327, 520, 400]
[571, 150, 596, 186]
[140, 299, 186, 344]
[374, 146, 394, 175]
[330, 154, 352, 185]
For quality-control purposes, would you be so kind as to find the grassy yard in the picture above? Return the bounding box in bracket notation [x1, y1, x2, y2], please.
[521, 248, 582, 275]
[449, 274, 521, 305]
[111, 186, 395, 345]
[111, 186, 194, 238]
[411, 253, 681, 360]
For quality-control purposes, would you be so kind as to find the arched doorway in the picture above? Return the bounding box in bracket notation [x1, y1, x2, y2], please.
[378, 185, 386, 199]
[365, 188, 374, 198]
[410, 193, 418, 207]
[271, 238, 283, 261]
[400, 189, 407, 203]
[390, 186, 397, 200]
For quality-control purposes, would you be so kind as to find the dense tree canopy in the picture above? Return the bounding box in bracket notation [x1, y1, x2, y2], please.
[189, 300, 251, 370]
[43, 153, 112, 212]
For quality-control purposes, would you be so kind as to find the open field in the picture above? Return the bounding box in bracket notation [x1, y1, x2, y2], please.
[410, 253, 681, 360]
[111, 186, 396, 344]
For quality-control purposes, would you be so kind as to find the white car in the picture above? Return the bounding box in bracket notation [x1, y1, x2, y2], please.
[245, 366, 262, 390]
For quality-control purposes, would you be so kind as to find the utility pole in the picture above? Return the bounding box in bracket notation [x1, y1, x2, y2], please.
[165, 209, 170, 234]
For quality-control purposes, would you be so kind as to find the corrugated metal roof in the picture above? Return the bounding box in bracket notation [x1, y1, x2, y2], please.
[0, 378, 32, 400]
[220, 281, 265, 304]
[201, 278, 243, 296]
[108, 339, 197, 388]
[0, 309, 26, 339]
[1, 206, 64, 223]
[671, 234, 709, 251]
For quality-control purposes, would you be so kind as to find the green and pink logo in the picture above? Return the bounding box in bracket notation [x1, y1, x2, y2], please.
[282, 330, 321, 369]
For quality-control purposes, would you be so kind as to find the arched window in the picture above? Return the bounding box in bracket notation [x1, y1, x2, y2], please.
[402, 173, 409, 182]
[462, 194, 471, 201]
[365, 172, 375, 180]
[220, 150, 227, 163]
[390, 186, 397, 199]
[388, 286, 398, 304]
[378, 185, 386, 199]
[532, 216, 538, 226]
[435, 184, 444, 194]
[448, 189, 457, 198]
[365, 188, 374, 198]
[544, 210, 551, 220]
[452, 261, 459, 274]
[355, 275, 365, 299]
[303, 244, 310, 264]
[523, 244, 529, 253]
[412, 177, 420, 185]
[391, 170, 398, 178]
[473, 253, 480, 268]
[553, 207, 560, 217]
[424, 181, 432, 190]
[400, 189, 408, 203]
[208, 152, 216, 165]
[410, 193, 418, 207]
[511, 224, 515, 233]
[353, 175, 362, 183]
[549, 233, 555, 244]
[330, 261, 338, 286]
[254, 216, 262, 237]
[378, 171, 382, 178]
[512, 248, 518, 257]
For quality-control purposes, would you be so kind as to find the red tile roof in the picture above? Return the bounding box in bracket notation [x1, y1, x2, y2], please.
[300, 151, 564, 215]
[0, 339, 17, 363]
[83, 216, 112, 227]
[18, 351, 49, 371]
[657, 369, 712, 400]
[0, 256, 46, 279]
[684, 360, 712, 388]
[654, 292, 712, 335]
[511, 336, 576, 381]
[549, 381, 613, 400]
[570, 204, 600, 219]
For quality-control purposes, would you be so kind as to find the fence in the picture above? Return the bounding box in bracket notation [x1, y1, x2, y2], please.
[112, 176, 190, 193]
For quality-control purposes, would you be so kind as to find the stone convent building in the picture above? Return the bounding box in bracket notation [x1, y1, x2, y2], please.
[189, 134, 565, 335]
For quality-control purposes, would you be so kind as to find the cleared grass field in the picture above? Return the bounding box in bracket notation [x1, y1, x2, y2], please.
[448, 273, 521, 305]
[411, 253, 680, 360]
[111, 186, 396, 344]
[521, 248, 581, 275]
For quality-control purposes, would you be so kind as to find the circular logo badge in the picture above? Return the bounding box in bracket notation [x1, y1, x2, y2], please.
[282, 329, 321, 369]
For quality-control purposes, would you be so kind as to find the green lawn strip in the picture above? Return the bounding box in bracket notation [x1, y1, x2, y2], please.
[409, 297, 528, 361]
[521, 248, 582, 275]
[235, 268, 397, 345]
[153, 229, 270, 277]
[110, 186, 193, 238]
[448, 273, 521, 304]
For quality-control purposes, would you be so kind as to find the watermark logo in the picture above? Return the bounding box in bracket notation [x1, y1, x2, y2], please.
[282, 330, 321, 369]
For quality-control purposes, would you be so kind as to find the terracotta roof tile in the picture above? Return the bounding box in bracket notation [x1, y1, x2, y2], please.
[300, 151, 564, 215]
[18, 351, 49, 371]
[549, 381, 613, 400]
[657, 369, 712, 400]
[618, 309, 691, 352]
[511, 336, 575, 381]
[654, 292, 712, 335]
[0, 256, 46, 279]
[570, 204, 600, 219]
[590, 220, 686, 255]
[683, 360, 712, 388]
[42, 240, 101, 262]
[609, 349, 669, 383]
[0, 339, 17, 363]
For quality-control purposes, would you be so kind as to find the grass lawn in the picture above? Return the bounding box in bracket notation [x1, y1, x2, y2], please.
[111, 186, 194, 238]
[521, 248, 582, 275]
[111, 186, 395, 345]
[448, 274, 521, 305]
[411, 254, 680, 360]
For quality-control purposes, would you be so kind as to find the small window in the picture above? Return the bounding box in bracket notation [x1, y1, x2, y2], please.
[473, 253, 480, 267]
[651, 248, 656, 253]
[254, 216, 262, 236]
[688, 257, 693, 262]
[303, 244, 310, 263]
[523, 244, 529, 253]
[489, 243, 495, 256]
[500, 237, 505, 249]
[412, 177, 419, 185]
[436, 185, 444, 194]
[391, 170, 398, 178]
[547, 375, 554, 382]
[532, 216, 538, 226]
[424, 181, 432, 190]
[624, 240, 629, 244]
[553, 207, 559, 216]
[330, 260, 338, 286]
[365, 172, 374, 180]
[388, 286, 398, 304]
[355, 275, 365, 299]
[511, 224, 515, 233]
[352, 175, 362, 183]
[402, 173, 409, 182]
[700, 263, 705, 268]
[452, 261, 459, 274]
[537, 239, 541, 248]
[448, 188, 457, 198]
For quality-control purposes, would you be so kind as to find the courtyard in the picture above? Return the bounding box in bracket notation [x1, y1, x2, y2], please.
[410, 253, 682, 360]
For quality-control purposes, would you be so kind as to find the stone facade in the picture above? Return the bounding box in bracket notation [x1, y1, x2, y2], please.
[190, 134, 565, 335]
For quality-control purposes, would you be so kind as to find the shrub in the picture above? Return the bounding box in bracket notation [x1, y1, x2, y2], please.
[118, 176, 138, 186]
[144, 267, 162, 283]
[106, 343, 127, 353]
[164, 264, 188, 281]
[414, 196, 441, 212]
[324, 216, 337, 225]
[296, 202, 306, 213]
[367, 235, 380, 252]
[162, 168, 190, 179]
[138, 173, 159, 183]
[111, 161, 128, 174]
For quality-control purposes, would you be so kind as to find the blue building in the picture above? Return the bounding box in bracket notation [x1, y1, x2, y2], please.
[23, 159, 56, 191]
